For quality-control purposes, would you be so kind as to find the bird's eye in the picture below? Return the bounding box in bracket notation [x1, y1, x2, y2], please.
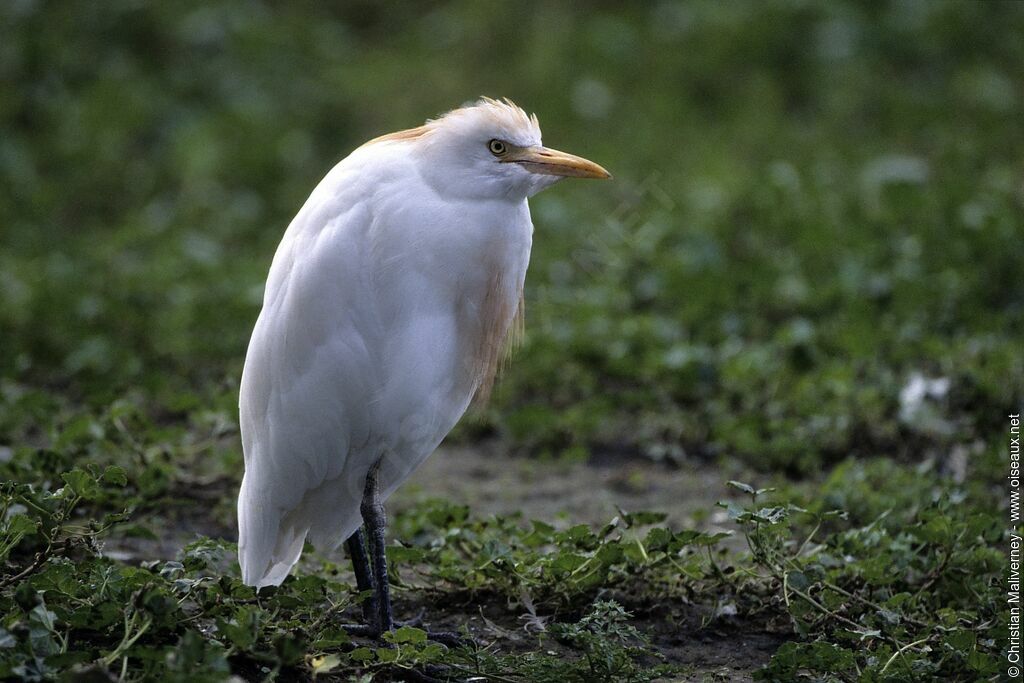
[488, 139, 508, 156]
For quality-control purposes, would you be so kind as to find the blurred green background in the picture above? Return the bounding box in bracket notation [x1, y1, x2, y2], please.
[1, 0, 1021, 476]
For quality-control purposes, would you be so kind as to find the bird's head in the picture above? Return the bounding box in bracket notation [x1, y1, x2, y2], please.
[369, 97, 610, 201]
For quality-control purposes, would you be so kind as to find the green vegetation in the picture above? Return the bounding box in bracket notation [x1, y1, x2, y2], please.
[0, 1, 1020, 681]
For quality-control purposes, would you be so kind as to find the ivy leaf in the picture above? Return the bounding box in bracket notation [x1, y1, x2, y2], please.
[60, 469, 100, 499]
[389, 625, 427, 644]
[550, 552, 589, 574]
[102, 466, 128, 486]
[348, 647, 374, 663]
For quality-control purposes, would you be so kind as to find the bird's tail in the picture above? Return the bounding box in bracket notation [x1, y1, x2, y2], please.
[237, 474, 308, 588]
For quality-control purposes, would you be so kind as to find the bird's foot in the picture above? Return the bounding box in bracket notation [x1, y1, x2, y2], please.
[395, 608, 425, 628]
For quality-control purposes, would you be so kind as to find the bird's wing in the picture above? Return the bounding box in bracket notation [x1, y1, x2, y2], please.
[236, 143, 533, 588]
[236, 160, 386, 588]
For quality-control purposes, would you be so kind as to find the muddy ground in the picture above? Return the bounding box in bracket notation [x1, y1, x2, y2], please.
[394, 447, 785, 682]
[107, 447, 786, 681]
[393, 446, 744, 542]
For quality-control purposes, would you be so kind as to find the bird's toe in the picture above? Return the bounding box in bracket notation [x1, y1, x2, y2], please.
[422, 629, 478, 649]
[395, 608, 426, 628]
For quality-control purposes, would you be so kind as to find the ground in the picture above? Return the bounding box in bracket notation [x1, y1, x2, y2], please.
[396, 449, 782, 681]
[396, 447, 743, 540]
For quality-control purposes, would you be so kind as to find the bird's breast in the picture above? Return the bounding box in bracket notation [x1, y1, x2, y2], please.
[446, 202, 532, 401]
[369, 196, 532, 429]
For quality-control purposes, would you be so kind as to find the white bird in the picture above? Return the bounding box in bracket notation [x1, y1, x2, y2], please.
[237, 97, 609, 636]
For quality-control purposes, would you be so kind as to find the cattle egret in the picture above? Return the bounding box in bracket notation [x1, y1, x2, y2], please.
[237, 97, 609, 637]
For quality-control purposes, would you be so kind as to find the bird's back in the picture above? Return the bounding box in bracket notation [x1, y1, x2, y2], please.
[237, 140, 532, 587]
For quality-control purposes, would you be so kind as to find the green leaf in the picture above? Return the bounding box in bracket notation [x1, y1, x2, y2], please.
[944, 629, 975, 651]
[644, 527, 672, 551]
[348, 647, 374, 663]
[102, 466, 128, 486]
[376, 647, 399, 663]
[61, 468, 100, 499]
[787, 571, 810, 591]
[692, 531, 733, 547]
[966, 647, 998, 673]
[31, 603, 57, 632]
[388, 545, 426, 563]
[390, 625, 427, 644]
[216, 606, 259, 651]
[5, 514, 37, 537]
[621, 541, 648, 565]
[272, 634, 305, 666]
[550, 552, 589, 574]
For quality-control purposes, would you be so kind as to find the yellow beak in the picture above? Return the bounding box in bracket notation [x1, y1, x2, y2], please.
[505, 146, 611, 179]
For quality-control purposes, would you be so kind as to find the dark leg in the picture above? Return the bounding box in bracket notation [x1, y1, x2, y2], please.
[361, 460, 393, 635]
[345, 527, 376, 625]
[345, 460, 476, 649]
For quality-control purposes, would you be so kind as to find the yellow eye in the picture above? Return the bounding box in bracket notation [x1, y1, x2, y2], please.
[488, 139, 507, 156]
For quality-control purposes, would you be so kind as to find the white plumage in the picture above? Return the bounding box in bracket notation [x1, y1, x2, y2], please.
[237, 98, 608, 589]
